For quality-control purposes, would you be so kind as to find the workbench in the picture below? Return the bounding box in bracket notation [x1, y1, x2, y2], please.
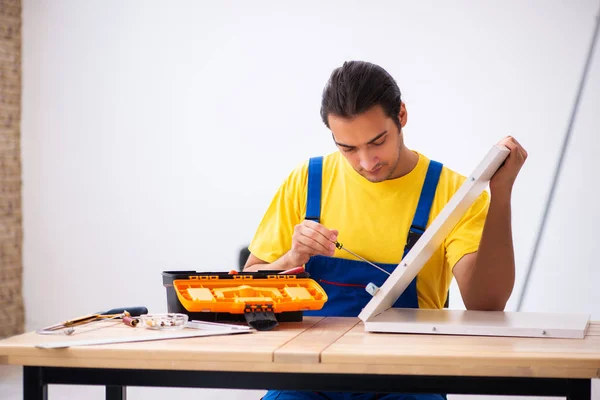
[0, 317, 598, 400]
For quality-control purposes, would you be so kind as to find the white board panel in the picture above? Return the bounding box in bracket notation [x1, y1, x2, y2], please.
[358, 144, 510, 322]
[363, 308, 591, 339]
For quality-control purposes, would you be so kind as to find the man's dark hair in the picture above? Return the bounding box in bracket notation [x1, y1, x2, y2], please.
[320, 61, 402, 129]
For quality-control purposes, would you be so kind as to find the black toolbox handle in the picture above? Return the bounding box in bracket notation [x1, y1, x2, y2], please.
[244, 304, 278, 331]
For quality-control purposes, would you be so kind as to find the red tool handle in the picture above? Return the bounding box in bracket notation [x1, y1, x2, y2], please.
[122, 316, 138, 327]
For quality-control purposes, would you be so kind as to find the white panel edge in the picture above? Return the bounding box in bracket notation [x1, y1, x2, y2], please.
[363, 320, 587, 339]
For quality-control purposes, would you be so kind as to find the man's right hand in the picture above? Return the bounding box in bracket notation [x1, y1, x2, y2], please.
[285, 220, 339, 267]
[243, 220, 339, 272]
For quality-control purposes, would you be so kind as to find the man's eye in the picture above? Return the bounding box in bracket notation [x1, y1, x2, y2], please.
[373, 139, 386, 146]
[342, 147, 356, 153]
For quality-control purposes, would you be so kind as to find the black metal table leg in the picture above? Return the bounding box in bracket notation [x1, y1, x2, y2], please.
[106, 385, 126, 400]
[567, 379, 592, 400]
[22, 365, 595, 400]
[23, 366, 48, 400]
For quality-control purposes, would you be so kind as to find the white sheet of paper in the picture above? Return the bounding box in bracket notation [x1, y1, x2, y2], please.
[36, 328, 252, 349]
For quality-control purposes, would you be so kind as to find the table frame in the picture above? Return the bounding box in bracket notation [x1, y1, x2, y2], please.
[23, 365, 592, 400]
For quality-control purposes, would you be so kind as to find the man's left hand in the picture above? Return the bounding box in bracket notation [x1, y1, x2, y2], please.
[490, 136, 528, 197]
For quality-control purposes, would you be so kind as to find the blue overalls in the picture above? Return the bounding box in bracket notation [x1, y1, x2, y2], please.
[262, 157, 445, 400]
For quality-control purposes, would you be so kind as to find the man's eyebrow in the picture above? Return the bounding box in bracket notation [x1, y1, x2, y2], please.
[334, 130, 388, 148]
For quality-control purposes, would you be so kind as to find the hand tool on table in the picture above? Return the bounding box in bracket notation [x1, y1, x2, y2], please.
[36, 306, 148, 335]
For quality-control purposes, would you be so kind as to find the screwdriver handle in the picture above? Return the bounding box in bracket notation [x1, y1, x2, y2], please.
[100, 306, 148, 317]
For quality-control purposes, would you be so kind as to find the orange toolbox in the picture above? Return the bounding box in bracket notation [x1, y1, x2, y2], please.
[162, 270, 328, 330]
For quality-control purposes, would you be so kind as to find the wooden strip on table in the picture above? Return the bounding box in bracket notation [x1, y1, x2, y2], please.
[274, 317, 360, 364]
[8, 355, 598, 379]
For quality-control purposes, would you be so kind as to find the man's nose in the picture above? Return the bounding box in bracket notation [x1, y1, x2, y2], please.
[360, 154, 379, 171]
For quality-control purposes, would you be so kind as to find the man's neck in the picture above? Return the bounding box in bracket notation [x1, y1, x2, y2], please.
[389, 147, 419, 180]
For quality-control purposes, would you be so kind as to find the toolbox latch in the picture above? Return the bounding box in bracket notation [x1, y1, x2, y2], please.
[243, 303, 278, 331]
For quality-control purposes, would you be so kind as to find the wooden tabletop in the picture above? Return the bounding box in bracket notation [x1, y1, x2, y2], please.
[321, 320, 600, 378]
[1, 317, 599, 379]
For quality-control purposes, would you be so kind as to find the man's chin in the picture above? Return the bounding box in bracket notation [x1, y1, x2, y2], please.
[363, 176, 387, 183]
[359, 169, 389, 183]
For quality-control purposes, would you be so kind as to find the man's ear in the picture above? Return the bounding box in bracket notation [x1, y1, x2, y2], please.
[399, 102, 408, 127]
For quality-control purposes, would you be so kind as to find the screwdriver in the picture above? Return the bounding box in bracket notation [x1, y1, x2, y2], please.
[334, 241, 390, 276]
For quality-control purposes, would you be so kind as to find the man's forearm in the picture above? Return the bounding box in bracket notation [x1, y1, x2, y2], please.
[463, 193, 516, 310]
[243, 252, 296, 272]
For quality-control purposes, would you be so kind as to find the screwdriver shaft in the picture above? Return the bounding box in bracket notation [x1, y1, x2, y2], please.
[336, 242, 390, 276]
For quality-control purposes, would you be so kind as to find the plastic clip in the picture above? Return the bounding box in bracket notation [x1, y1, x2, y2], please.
[243, 303, 278, 331]
[366, 282, 379, 296]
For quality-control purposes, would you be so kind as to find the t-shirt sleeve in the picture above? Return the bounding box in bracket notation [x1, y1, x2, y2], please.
[444, 188, 490, 270]
[247, 162, 308, 264]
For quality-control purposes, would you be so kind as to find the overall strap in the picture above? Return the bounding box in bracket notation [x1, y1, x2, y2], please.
[305, 156, 323, 222]
[404, 160, 443, 257]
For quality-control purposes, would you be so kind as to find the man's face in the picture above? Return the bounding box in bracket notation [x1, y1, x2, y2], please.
[328, 105, 403, 183]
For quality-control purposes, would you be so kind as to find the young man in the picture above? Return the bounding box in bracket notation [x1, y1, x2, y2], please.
[244, 61, 527, 400]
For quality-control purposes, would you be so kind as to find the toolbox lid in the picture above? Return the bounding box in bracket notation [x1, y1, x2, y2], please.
[172, 274, 328, 315]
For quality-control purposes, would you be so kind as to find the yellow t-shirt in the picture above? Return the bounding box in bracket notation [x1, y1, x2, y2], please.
[248, 150, 489, 309]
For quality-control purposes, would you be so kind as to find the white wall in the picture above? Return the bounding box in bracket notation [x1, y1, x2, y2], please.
[19, 0, 599, 399]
